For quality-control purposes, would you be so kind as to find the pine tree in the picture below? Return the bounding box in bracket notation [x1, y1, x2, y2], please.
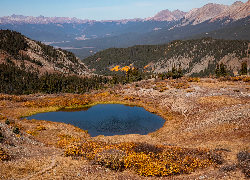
[215, 63, 220, 77]
[220, 63, 227, 77]
[177, 63, 183, 78]
[240, 61, 248, 75]
[215, 63, 227, 77]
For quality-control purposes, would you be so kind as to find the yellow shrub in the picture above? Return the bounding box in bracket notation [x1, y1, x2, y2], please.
[186, 89, 194, 93]
[57, 134, 80, 149]
[0, 147, 10, 161]
[26, 130, 38, 136]
[64, 141, 215, 177]
[243, 76, 250, 82]
[231, 76, 241, 81]
[123, 96, 135, 100]
[187, 77, 200, 82]
[35, 124, 46, 131]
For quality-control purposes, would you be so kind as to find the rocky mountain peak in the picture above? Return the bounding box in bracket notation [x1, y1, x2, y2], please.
[182, 3, 229, 25]
[231, 1, 244, 6]
[146, 9, 187, 21]
[210, 0, 250, 22]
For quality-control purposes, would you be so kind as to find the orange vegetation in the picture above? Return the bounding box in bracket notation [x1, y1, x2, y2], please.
[64, 141, 219, 177]
[23, 94, 91, 108]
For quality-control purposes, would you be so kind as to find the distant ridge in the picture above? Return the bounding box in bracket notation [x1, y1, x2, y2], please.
[0, 14, 93, 24]
[1, 1, 250, 27]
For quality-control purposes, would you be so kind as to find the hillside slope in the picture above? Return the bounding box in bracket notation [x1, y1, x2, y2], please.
[0, 30, 90, 76]
[82, 37, 250, 76]
[0, 30, 113, 95]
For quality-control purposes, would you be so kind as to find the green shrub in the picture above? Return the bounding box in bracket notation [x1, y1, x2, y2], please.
[13, 126, 20, 134]
[5, 119, 10, 125]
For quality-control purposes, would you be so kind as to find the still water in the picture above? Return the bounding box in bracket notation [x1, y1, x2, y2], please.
[26, 104, 165, 137]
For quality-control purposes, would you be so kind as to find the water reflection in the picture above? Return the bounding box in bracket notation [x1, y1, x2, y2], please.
[26, 104, 165, 137]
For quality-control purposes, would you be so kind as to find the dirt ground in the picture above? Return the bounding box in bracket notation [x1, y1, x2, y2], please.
[0, 77, 249, 179]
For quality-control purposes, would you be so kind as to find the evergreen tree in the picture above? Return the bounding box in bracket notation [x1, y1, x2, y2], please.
[240, 61, 248, 75]
[215, 62, 227, 77]
[215, 63, 220, 77]
[158, 73, 165, 80]
[177, 63, 183, 78]
[220, 63, 227, 77]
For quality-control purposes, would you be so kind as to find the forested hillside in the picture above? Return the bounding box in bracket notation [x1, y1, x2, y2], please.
[0, 30, 111, 95]
[83, 37, 250, 76]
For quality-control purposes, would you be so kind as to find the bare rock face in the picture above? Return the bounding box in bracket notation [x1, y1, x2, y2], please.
[146, 9, 187, 21]
[182, 3, 230, 25]
[210, 0, 250, 22]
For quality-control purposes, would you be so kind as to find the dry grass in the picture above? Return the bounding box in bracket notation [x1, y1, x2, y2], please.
[0, 78, 249, 179]
[0, 157, 52, 179]
[198, 96, 243, 109]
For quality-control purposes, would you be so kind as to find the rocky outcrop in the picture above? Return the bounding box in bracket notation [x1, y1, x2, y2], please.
[152, 53, 250, 76]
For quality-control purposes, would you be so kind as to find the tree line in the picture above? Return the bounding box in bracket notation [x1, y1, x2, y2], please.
[214, 61, 248, 77]
[0, 63, 109, 95]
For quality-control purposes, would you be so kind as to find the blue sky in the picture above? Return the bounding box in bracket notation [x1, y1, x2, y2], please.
[0, 0, 248, 21]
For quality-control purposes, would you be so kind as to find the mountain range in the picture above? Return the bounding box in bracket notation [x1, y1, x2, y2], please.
[55, 0, 250, 59]
[1, 1, 249, 24]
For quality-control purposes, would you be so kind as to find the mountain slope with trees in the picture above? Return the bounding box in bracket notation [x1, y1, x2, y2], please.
[0, 30, 111, 95]
[82, 37, 250, 77]
[0, 29, 90, 75]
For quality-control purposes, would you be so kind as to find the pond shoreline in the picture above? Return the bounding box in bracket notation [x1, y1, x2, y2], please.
[26, 103, 166, 137]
